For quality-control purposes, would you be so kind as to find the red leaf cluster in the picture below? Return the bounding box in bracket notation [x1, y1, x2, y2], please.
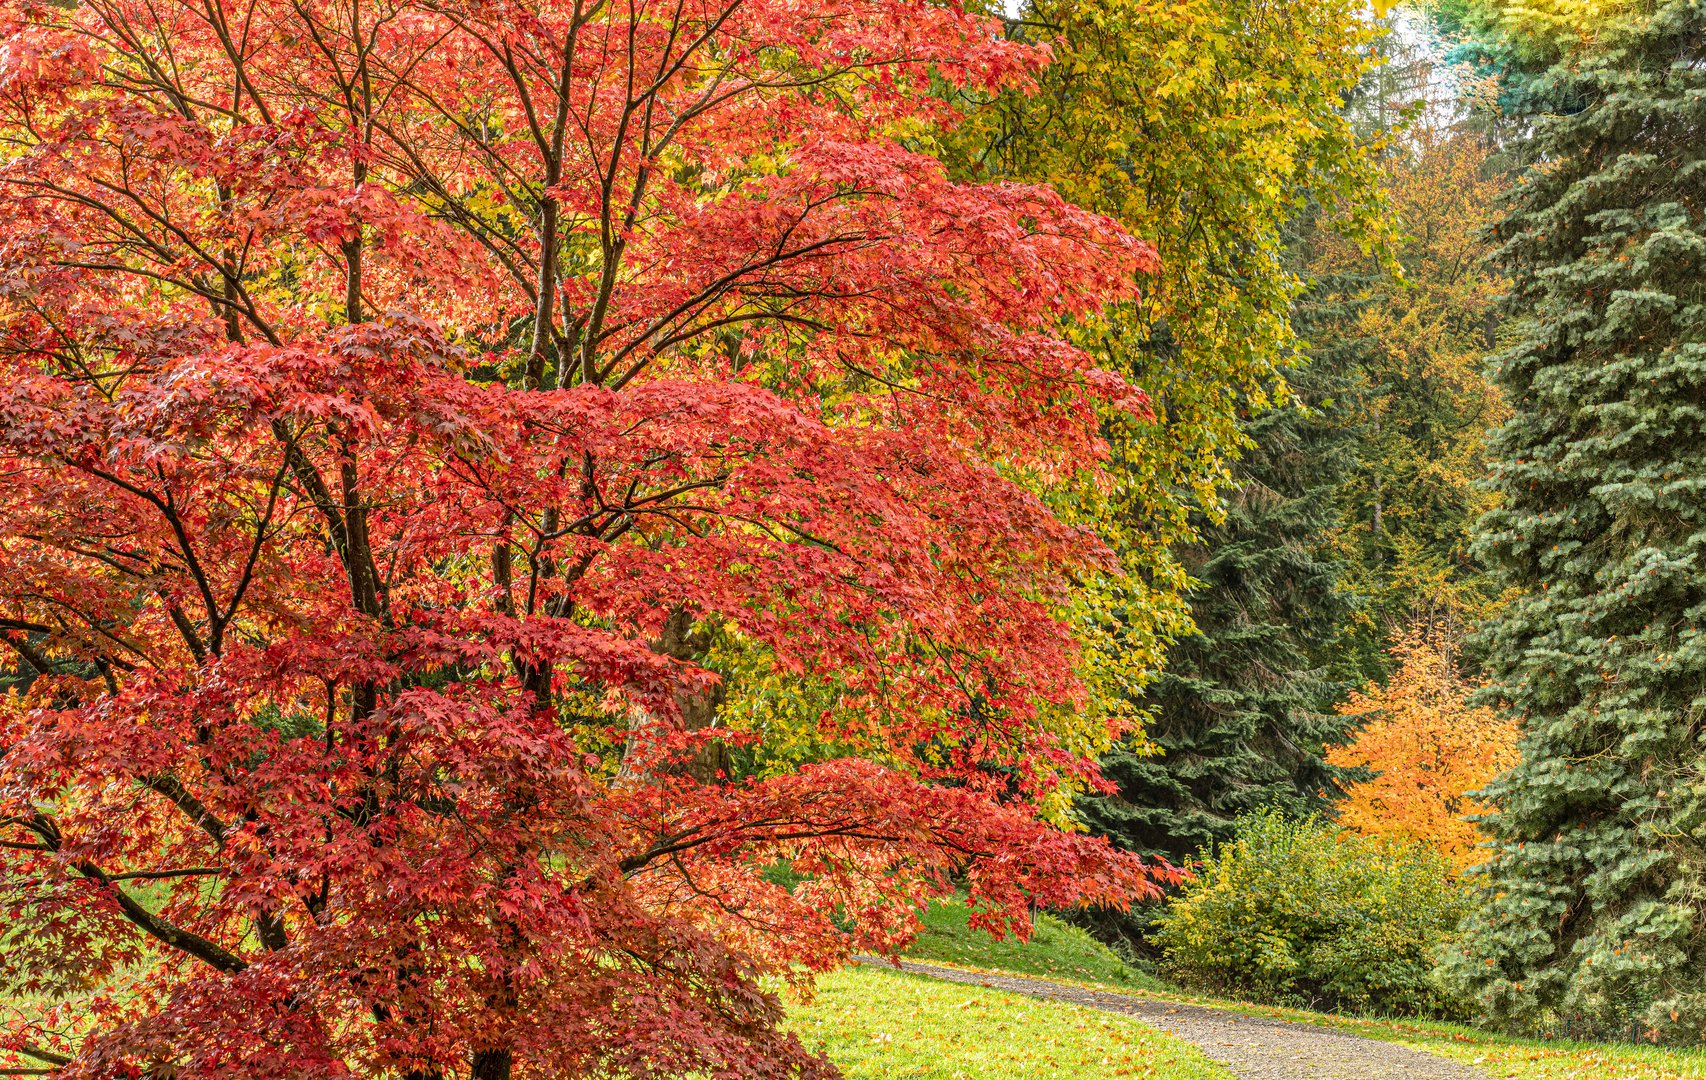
[0, 0, 1173, 1075]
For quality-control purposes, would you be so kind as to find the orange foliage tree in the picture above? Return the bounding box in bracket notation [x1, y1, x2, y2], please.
[1326, 632, 1518, 870]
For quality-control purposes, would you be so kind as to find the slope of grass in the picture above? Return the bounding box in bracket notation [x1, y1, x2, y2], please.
[788, 965, 1232, 1080]
[902, 899, 1167, 991]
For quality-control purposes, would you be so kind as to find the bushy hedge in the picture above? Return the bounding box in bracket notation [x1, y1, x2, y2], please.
[1152, 809, 1471, 1017]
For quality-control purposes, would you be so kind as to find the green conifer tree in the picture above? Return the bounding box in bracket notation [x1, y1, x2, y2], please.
[1443, 0, 1706, 1037]
[1078, 355, 1362, 869]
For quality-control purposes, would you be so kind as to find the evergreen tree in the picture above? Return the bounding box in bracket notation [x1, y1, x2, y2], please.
[1078, 356, 1362, 869]
[1443, 0, 1706, 1038]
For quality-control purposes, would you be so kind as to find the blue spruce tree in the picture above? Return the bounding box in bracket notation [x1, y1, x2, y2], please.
[1446, 0, 1706, 1038]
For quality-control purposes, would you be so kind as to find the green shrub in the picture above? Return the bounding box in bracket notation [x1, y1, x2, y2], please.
[1152, 808, 1471, 1017]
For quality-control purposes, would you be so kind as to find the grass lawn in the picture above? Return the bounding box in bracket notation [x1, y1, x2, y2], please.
[788, 965, 1233, 1080]
[902, 898, 1166, 991]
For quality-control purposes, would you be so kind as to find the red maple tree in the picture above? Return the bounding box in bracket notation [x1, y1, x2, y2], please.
[0, 1, 1173, 1076]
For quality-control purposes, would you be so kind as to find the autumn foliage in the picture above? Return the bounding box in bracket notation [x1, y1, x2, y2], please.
[1326, 633, 1518, 871]
[0, 1, 1175, 1077]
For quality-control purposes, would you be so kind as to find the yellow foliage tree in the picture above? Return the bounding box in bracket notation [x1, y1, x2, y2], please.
[1303, 125, 1511, 667]
[1327, 631, 1519, 870]
[946, 0, 1389, 722]
[1499, 0, 1633, 41]
[1425, 0, 1640, 63]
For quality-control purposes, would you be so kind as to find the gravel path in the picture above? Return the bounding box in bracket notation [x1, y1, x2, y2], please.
[854, 957, 1488, 1080]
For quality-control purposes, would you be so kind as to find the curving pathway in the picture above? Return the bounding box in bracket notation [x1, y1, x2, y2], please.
[854, 957, 1488, 1080]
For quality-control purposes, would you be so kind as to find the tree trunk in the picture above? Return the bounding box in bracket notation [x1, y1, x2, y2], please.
[617, 605, 729, 783]
[471, 1049, 512, 1080]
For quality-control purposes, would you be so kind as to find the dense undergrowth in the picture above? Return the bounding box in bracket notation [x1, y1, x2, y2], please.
[1153, 811, 1470, 1017]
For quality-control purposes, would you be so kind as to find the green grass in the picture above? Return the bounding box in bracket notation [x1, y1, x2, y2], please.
[902, 899, 1167, 991]
[788, 965, 1232, 1080]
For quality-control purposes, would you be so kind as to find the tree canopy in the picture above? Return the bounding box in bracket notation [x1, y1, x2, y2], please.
[0, 2, 1180, 1076]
